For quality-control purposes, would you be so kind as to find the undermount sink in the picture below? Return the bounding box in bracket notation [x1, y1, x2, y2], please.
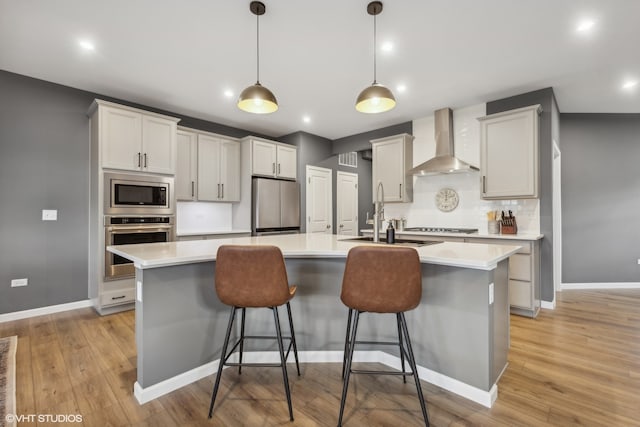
[339, 236, 443, 247]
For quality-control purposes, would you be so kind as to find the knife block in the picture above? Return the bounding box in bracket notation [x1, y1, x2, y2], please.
[500, 217, 517, 234]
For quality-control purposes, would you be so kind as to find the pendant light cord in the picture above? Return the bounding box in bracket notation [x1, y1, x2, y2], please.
[256, 13, 260, 84]
[373, 7, 377, 84]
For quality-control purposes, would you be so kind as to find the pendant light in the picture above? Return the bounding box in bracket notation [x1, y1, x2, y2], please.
[238, 1, 278, 114]
[356, 1, 396, 114]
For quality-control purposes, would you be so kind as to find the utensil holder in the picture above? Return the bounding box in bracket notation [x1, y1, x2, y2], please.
[500, 217, 517, 234]
[488, 220, 500, 234]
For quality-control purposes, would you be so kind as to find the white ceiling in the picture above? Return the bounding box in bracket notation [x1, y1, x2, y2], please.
[1, 0, 639, 140]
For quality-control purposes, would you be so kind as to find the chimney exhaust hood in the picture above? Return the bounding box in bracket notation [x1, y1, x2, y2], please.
[407, 108, 479, 176]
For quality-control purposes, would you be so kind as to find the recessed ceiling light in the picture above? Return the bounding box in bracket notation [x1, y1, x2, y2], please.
[622, 80, 638, 90]
[78, 40, 95, 51]
[381, 41, 393, 52]
[302, 115, 311, 124]
[396, 84, 407, 93]
[224, 90, 234, 98]
[576, 19, 595, 33]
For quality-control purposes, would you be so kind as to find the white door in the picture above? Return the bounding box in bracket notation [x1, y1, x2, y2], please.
[306, 165, 332, 234]
[337, 171, 358, 236]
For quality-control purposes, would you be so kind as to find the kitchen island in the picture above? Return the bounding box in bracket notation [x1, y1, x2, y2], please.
[108, 233, 521, 408]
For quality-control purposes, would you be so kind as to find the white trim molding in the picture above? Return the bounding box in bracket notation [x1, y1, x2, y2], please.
[541, 299, 556, 310]
[0, 299, 93, 323]
[560, 282, 640, 290]
[134, 350, 497, 409]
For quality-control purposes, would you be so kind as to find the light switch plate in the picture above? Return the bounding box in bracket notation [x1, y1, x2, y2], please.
[42, 209, 58, 221]
[11, 278, 28, 287]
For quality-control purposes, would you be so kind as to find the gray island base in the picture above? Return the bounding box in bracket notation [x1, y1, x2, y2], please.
[108, 234, 519, 408]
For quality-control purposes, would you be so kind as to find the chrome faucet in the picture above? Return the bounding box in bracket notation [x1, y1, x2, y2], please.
[373, 181, 385, 242]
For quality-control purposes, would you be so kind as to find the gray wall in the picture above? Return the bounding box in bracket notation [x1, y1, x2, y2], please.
[0, 70, 262, 315]
[560, 114, 640, 283]
[281, 123, 412, 234]
[487, 88, 557, 302]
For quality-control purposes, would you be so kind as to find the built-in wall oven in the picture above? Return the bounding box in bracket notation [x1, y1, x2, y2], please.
[104, 216, 174, 280]
[103, 172, 175, 281]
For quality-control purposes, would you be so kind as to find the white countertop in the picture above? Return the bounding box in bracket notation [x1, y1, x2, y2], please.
[108, 233, 522, 271]
[175, 229, 251, 237]
[361, 229, 543, 241]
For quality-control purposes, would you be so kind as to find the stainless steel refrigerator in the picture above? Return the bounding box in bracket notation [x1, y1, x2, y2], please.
[252, 177, 300, 235]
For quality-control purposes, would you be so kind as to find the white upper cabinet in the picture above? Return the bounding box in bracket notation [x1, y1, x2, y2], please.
[478, 105, 541, 199]
[142, 115, 176, 174]
[94, 100, 179, 175]
[249, 137, 297, 180]
[176, 127, 240, 202]
[276, 144, 297, 179]
[251, 139, 278, 177]
[176, 129, 198, 201]
[371, 133, 414, 203]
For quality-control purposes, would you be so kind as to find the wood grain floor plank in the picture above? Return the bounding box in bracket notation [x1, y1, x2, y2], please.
[3, 289, 640, 426]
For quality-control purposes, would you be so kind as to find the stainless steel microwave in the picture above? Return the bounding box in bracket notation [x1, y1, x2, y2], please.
[104, 172, 174, 215]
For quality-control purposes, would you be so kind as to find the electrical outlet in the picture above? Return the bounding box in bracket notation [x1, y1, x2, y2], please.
[11, 278, 28, 287]
[42, 209, 57, 221]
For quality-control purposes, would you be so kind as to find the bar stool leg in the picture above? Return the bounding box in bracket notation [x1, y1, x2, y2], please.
[399, 312, 430, 427]
[341, 308, 353, 380]
[273, 306, 294, 421]
[208, 306, 238, 419]
[396, 313, 407, 384]
[338, 310, 360, 427]
[238, 307, 246, 375]
[286, 302, 301, 376]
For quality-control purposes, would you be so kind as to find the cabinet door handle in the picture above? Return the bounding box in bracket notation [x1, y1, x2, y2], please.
[144, 153, 148, 168]
[217, 183, 220, 198]
[482, 176, 486, 193]
[399, 183, 402, 198]
[339, 224, 344, 228]
[111, 295, 126, 300]
[326, 224, 331, 229]
[272, 162, 276, 174]
[278, 163, 281, 175]
[137, 152, 141, 168]
[221, 183, 224, 199]
[191, 181, 194, 197]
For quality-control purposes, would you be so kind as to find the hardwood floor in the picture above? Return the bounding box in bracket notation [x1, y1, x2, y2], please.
[1, 289, 640, 426]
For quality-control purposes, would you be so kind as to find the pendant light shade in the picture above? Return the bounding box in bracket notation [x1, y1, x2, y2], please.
[238, 1, 278, 114]
[238, 82, 278, 114]
[356, 1, 395, 114]
[356, 83, 396, 113]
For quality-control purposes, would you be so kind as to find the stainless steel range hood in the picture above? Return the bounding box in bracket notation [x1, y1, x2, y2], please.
[407, 108, 479, 176]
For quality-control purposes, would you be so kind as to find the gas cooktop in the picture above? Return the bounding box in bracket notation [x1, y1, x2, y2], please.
[403, 227, 478, 234]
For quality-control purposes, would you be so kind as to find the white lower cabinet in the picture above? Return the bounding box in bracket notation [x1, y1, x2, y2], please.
[467, 237, 540, 317]
[360, 230, 541, 317]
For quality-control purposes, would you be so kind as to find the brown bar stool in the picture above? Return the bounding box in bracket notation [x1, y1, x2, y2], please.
[208, 245, 300, 421]
[338, 245, 429, 426]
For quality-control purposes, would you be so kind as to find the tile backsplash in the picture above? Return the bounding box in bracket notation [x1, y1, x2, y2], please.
[379, 103, 540, 235]
[176, 202, 233, 233]
[382, 172, 540, 234]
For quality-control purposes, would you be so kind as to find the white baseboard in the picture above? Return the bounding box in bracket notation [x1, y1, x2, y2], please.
[133, 350, 497, 409]
[541, 299, 556, 310]
[0, 299, 93, 323]
[560, 282, 640, 290]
